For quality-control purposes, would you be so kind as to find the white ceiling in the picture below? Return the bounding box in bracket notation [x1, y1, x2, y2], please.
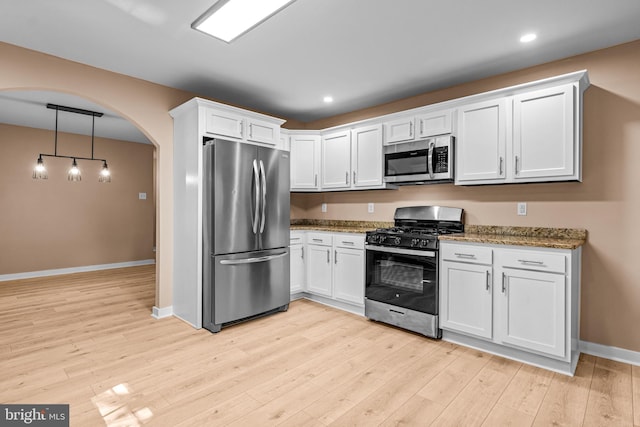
[1, 0, 640, 140]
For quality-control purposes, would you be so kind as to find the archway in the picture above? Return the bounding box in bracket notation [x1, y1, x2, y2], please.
[0, 88, 162, 310]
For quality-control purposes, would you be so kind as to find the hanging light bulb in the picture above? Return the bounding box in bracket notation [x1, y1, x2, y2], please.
[32, 155, 48, 179]
[99, 160, 111, 183]
[68, 158, 82, 181]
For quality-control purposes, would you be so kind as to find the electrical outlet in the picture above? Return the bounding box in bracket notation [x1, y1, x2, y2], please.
[139, 192, 147, 200]
[368, 203, 374, 213]
[321, 203, 327, 213]
[517, 202, 527, 216]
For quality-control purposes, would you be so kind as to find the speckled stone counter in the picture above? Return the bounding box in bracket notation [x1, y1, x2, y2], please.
[290, 219, 393, 234]
[439, 225, 587, 250]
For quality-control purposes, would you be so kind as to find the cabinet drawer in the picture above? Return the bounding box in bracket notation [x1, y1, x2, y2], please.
[306, 232, 332, 246]
[334, 234, 365, 249]
[289, 232, 305, 245]
[500, 250, 566, 274]
[441, 243, 492, 265]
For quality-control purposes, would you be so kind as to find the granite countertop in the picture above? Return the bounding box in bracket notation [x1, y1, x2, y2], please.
[290, 219, 392, 234]
[439, 225, 587, 250]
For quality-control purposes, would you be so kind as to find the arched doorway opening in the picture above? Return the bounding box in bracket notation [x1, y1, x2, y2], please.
[0, 89, 160, 307]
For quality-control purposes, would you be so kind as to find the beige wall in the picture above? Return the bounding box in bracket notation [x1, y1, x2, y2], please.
[292, 40, 640, 352]
[0, 124, 155, 274]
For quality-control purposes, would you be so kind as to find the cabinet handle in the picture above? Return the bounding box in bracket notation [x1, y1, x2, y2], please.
[454, 252, 476, 259]
[499, 157, 504, 175]
[335, 250, 338, 264]
[353, 171, 357, 185]
[515, 155, 520, 175]
[501, 272, 506, 293]
[486, 270, 491, 291]
[326, 249, 330, 263]
[420, 120, 424, 135]
[518, 259, 544, 265]
[312, 238, 323, 243]
[314, 174, 318, 187]
[409, 121, 413, 137]
[345, 171, 349, 185]
[341, 241, 355, 245]
[249, 123, 253, 138]
[301, 247, 304, 259]
[238, 121, 243, 137]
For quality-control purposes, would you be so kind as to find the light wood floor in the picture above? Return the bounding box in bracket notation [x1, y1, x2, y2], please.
[1, 265, 638, 426]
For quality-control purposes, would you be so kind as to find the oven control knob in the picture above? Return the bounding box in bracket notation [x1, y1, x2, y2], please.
[393, 237, 401, 245]
[410, 238, 419, 247]
[420, 239, 429, 247]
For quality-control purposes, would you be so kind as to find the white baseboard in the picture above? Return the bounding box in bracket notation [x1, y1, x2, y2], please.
[579, 340, 640, 366]
[151, 305, 173, 319]
[0, 259, 156, 282]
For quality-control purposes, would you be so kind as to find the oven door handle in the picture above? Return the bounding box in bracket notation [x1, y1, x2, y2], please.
[365, 245, 436, 258]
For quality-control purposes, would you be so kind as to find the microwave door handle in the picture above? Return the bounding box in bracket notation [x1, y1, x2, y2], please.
[428, 140, 435, 179]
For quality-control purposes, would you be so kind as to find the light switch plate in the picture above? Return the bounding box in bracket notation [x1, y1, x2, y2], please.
[139, 192, 147, 200]
[517, 202, 527, 216]
[321, 203, 327, 213]
[368, 203, 374, 213]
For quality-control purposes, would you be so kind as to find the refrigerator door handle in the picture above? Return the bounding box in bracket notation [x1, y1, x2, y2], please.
[252, 159, 260, 234]
[259, 160, 267, 234]
[219, 251, 288, 265]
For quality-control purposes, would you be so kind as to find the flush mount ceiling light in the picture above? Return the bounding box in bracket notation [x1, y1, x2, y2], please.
[520, 33, 537, 43]
[192, 0, 296, 43]
[32, 103, 111, 183]
[323, 95, 334, 103]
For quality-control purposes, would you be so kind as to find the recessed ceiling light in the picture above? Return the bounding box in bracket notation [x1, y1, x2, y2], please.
[520, 33, 537, 43]
[323, 96, 334, 103]
[193, 0, 296, 43]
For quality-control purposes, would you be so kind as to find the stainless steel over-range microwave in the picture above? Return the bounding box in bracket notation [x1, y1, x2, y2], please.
[383, 135, 454, 185]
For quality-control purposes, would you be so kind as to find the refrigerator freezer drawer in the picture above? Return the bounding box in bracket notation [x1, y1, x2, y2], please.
[207, 248, 290, 328]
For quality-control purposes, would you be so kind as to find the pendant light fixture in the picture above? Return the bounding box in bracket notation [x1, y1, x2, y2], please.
[33, 103, 111, 183]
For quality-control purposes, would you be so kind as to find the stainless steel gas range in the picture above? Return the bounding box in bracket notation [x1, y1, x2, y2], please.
[364, 206, 464, 338]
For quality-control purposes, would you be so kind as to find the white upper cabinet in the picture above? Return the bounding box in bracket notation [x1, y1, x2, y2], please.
[455, 73, 587, 186]
[205, 109, 245, 140]
[456, 98, 507, 183]
[383, 117, 415, 144]
[290, 134, 321, 191]
[351, 124, 383, 188]
[246, 117, 279, 146]
[417, 109, 453, 138]
[321, 130, 352, 190]
[512, 84, 575, 180]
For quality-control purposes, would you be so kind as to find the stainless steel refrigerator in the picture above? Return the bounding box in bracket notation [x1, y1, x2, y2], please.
[202, 138, 290, 333]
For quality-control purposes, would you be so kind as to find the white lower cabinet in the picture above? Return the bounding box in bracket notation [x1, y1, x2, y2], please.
[440, 261, 492, 339]
[439, 241, 581, 375]
[290, 231, 365, 314]
[289, 232, 306, 294]
[306, 240, 333, 297]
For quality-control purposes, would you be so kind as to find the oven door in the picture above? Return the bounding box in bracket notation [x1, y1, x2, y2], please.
[365, 245, 438, 315]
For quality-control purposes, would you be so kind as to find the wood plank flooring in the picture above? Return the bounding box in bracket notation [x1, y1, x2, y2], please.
[1, 265, 638, 426]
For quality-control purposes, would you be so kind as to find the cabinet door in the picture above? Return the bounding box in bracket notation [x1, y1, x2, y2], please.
[290, 244, 305, 294]
[333, 247, 364, 305]
[440, 261, 493, 339]
[306, 244, 333, 297]
[498, 268, 566, 358]
[290, 135, 320, 190]
[383, 117, 415, 144]
[417, 109, 453, 138]
[351, 124, 383, 188]
[246, 118, 279, 146]
[513, 84, 575, 180]
[321, 130, 351, 189]
[456, 98, 507, 183]
[205, 109, 244, 140]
